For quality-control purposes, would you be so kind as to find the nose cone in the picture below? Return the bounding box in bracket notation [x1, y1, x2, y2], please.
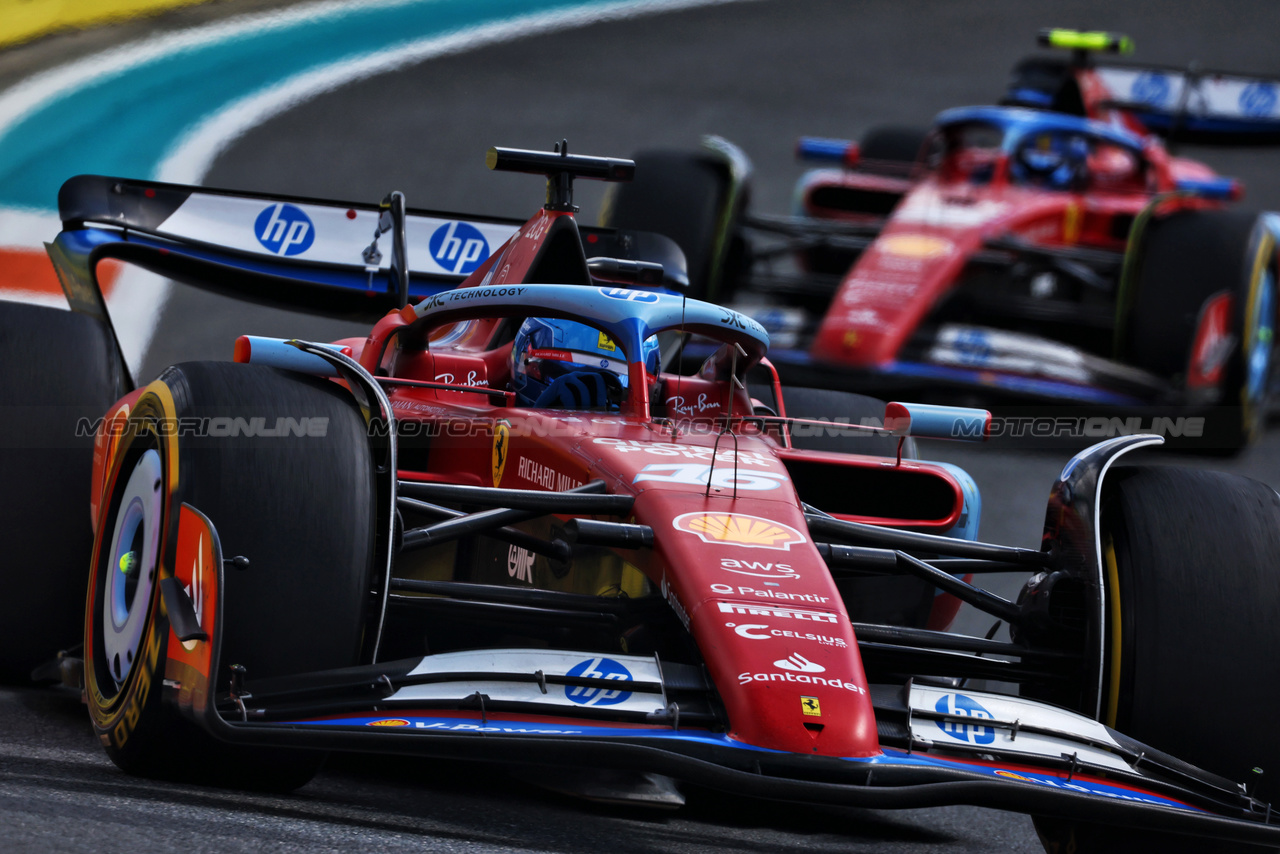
[638, 488, 882, 759]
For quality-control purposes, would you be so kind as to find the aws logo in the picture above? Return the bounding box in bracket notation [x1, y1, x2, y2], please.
[673, 512, 806, 551]
[255, 203, 314, 256]
[720, 557, 799, 579]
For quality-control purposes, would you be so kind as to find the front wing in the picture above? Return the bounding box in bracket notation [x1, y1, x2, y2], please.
[157, 500, 1280, 847]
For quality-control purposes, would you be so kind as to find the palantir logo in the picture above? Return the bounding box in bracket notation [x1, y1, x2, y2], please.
[430, 221, 489, 275]
[1240, 82, 1278, 118]
[935, 693, 995, 745]
[254, 203, 315, 256]
[1131, 71, 1171, 108]
[564, 657, 633, 706]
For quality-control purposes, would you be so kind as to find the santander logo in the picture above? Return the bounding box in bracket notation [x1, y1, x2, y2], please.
[773, 653, 825, 674]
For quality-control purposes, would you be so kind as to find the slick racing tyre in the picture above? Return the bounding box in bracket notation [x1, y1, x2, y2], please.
[85, 362, 376, 790]
[600, 149, 741, 302]
[1121, 209, 1276, 451]
[1037, 466, 1280, 854]
[0, 302, 126, 681]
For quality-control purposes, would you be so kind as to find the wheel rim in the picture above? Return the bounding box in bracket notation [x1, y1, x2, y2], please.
[101, 448, 163, 690]
[1245, 265, 1276, 403]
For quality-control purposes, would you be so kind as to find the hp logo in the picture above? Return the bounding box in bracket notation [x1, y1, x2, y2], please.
[430, 222, 489, 275]
[1131, 72, 1171, 108]
[598, 287, 659, 303]
[255, 204, 315, 256]
[564, 657, 633, 706]
[934, 693, 995, 745]
[1240, 82, 1278, 118]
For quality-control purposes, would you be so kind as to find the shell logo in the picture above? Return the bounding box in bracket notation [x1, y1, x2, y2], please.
[673, 512, 807, 551]
[367, 719, 410, 727]
[994, 770, 1034, 783]
[878, 233, 954, 260]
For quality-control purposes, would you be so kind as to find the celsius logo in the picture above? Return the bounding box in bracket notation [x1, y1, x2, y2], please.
[565, 657, 633, 706]
[773, 653, 824, 673]
[255, 203, 315, 256]
[429, 221, 489, 274]
[1131, 71, 1171, 107]
[598, 287, 659, 303]
[935, 693, 995, 745]
[1240, 82, 1278, 118]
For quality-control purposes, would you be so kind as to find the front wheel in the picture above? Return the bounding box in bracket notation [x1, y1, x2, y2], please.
[1036, 465, 1280, 853]
[85, 361, 377, 790]
[1121, 209, 1276, 451]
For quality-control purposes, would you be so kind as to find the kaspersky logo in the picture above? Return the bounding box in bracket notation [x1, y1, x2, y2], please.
[673, 512, 806, 551]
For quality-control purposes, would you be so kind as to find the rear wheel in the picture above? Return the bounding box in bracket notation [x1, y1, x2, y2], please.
[0, 302, 126, 681]
[1036, 466, 1280, 853]
[84, 361, 376, 790]
[1122, 209, 1276, 451]
[761, 385, 911, 459]
[600, 150, 739, 302]
[858, 125, 929, 166]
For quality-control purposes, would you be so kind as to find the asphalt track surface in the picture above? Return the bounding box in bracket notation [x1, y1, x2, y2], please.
[10, 1, 1280, 851]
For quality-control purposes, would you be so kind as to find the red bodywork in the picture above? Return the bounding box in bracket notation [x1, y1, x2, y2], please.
[87, 201, 972, 761]
[804, 86, 1230, 371]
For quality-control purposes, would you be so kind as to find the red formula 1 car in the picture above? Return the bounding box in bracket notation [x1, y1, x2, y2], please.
[602, 30, 1280, 450]
[5, 144, 1280, 852]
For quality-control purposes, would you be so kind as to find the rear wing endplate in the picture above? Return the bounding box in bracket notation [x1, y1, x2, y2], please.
[1095, 63, 1280, 142]
[48, 175, 686, 326]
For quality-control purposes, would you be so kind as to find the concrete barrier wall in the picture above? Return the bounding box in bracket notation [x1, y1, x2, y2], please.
[0, 0, 213, 49]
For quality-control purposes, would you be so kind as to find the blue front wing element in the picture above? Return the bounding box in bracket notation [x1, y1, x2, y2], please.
[276, 712, 1197, 813]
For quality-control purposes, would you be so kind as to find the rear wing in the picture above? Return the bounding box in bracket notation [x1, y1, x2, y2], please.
[48, 174, 687, 325]
[1095, 63, 1280, 143]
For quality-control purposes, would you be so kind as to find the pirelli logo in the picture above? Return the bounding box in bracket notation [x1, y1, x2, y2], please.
[716, 602, 838, 623]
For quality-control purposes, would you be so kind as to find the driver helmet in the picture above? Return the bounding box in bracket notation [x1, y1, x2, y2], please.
[1014, 132, 1089, 190]
[511, 317, 660, 409]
